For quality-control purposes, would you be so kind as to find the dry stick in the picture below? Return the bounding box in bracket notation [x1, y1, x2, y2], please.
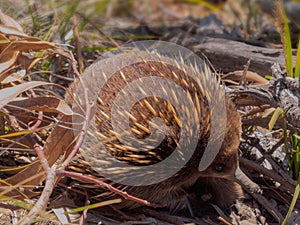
[19, 144, 57, 225]
[140, 208, 186, 225]
[30, 111, 43, 130]
[245, 136, 296, 191]
[58, 48, 91, 168]
[0, 172, 45, 198]
[268, 137, 284, 155]
[217, 217, 233, 225]
[30, 111, 45, 144]
[248, 135, 296, 188]
[239, 157, 295, 193]
[239, 58, 251, 86]
[79, 199, 90, 225]
[72, 16, 84, 73]
[19, 48, 87, 223]
[239, 163, 284, 223]
[0, 108, 31, 157]
[248, 191, 284, 223]
[263, 153, 296, 188]
[211, 204, 232, 224]
[110, 205, 138, 221]
[56, 169, 163, 208]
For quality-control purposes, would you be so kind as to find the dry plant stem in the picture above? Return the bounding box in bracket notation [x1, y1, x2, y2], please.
[21, 145, 56, 224]
[202, 217, 216, 225]
[239, 58, 251, 86]
[268, 137, 284, 155]
[18, 165, 56, 225]
[239, 157, 295, 193]
[59, 49, 91, 168]
[120, 222, 152, 225]
[140, 208, 185, 225]
[34, 144, 49, 172]
[246, 136, 296, 188]
[0, 172, 45, 197]
[245, 105, 270, 117]
[19, 145, 56, 225]
[30, 111, 44, 144]
[61, 76, 90, 168]
[72, 16, 84, 73]
[263, 153, 296, 187]
[79, 199, 89, 225]
[217, 216, 233, 225]
[249, 192, 284, 223]
[30, 111, 43, 130]
[239, 161, 286, 222]
[56, 169, 163, 208]
[211, 204, 232, 223]
[110, 206, 138, 221]
[1, 107, 22, 132]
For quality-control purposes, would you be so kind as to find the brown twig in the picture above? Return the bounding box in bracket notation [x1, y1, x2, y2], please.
[239, 58, 251, 86]
[248, 191, 284, 223]
[54, 47, 91, 169]
[56, 169, 163, 208]
[239, 157, 295, 193]
[72, 16, 84, 73]
[19, 145, 57, 225]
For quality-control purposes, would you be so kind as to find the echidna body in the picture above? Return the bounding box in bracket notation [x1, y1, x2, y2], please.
[72, 52, 243, 210]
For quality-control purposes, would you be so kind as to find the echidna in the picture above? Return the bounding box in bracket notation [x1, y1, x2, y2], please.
[69, 46, 244, 212]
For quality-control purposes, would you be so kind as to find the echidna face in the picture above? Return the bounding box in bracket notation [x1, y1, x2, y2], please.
[197, 98, 241, 179]
[199, 152, 238, 179]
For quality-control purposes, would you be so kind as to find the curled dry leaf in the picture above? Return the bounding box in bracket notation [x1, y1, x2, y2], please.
[0, 51, 19, 82]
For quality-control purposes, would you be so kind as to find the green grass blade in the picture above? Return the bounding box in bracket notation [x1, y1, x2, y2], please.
[283, 118, 291, 163]
[275, 1, 293, 77]
[66, 199, 122, 213]
[282, 173, 300, 225]
[292, 134, 300, 179]
[60, 0, 80, 37]
[295, 38, 300, 78]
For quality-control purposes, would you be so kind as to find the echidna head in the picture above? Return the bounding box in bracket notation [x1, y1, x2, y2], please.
[197, 98, 241, 179]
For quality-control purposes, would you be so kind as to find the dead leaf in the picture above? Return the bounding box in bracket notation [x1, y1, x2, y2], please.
[0, 81, 50, 109]
[8, 97, 73, 115]
[2, 115, 74, 198]
[1, 70, 26, 83]
[0, 41, 56, 61]
[0, 9, 24, 34]
[0, 51, 19, 75]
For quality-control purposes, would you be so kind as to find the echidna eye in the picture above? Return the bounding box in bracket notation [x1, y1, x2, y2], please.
[215, 164, 224, 172]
